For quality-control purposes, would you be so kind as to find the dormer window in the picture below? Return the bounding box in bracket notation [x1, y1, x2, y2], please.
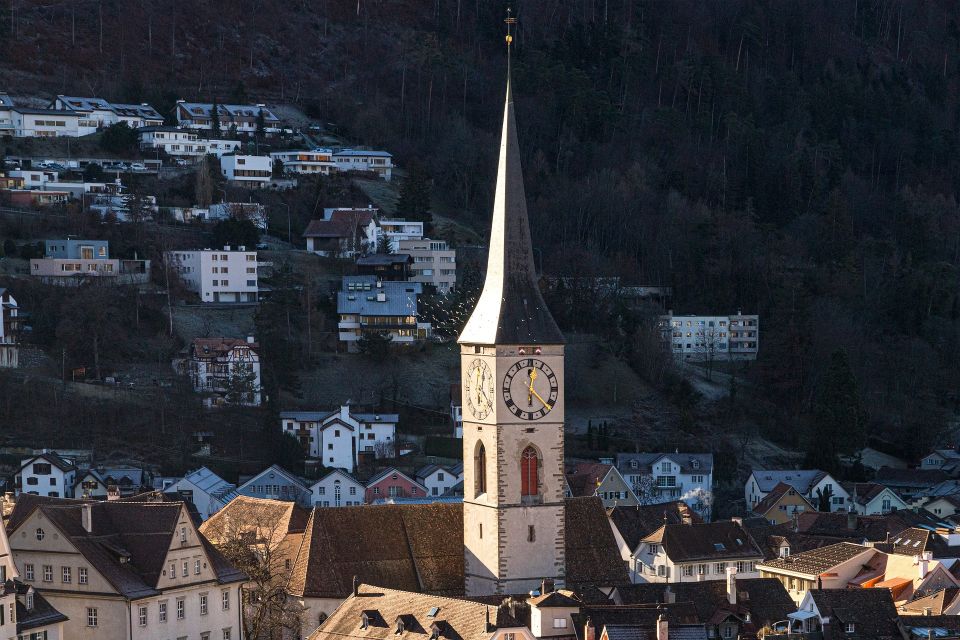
[845, 623, 855, 633]
[630, 460, 638, 469]
[395, 618, 405, 634]
[25, 590, 34, 611]
[692, 460, 700, 469]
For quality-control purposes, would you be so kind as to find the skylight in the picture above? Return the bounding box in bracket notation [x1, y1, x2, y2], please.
[714, 543, 726, 551]
[427, 607, 440, 617]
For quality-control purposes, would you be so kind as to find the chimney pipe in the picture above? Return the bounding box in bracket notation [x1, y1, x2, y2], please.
[847, 508, 857, 530]
[584, 618, 595, 640]
[918, 553, 930, 580]
[726, 567, 737, 605]
[81, 504, 93, 533]
[656, 613, 668, 640]
[352, 575, 359, 596]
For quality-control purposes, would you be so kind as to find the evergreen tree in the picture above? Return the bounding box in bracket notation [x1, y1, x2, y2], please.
[224, 362, 259, 405]
[587, 421, 595, 449]
[396, 164, 432, 220]
[211, 98, 222, 139]
[805, 350, 866, 473]
[255, 108, 266, 140]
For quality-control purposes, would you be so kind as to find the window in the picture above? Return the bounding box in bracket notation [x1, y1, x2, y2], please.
[87, 607, 98, 627]
[169, 562, 176, 578]
[36, 528, 45, 541]
[195, 559, 201, 574]
[528, 525, 536, 542]
[846, 623, 855, 633]
[62, 566, 71, 583]
[657, 565, 666, 577]
[25, 564, 34, 581]
[722, 626, 733, 639]
[222, 590, 230, 610]
[200, 593, 208, 615]
[318, 486, 326, 495]
[648, 544, 659, 554]
[475, 442, 487, 496]
[521, 446, 539, 500]
[177, 598, 185, 620]
[182, 561, 189, 577]
[715, 562, 726, 574]
[223, 629, 232, 640]
[180, 527, 187, 543]
[553, 618, 568, 629]
[736, 561, 745, 572]
[682, 565, 694, 577]
[697, 564, 707, 575]
[139, 606, 148, 626]
[159, 602, 167, 622]
[42, 565, 52, 582]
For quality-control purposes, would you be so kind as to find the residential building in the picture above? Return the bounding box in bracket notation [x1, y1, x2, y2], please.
[757, 542, 876, 604]
[236, 464, 312, 506]
[615, 452, 714, 520]
[74, 466, 148, 499]
[659, 311, 759, 361]
[5, 495, 245, 640]
[137, 126, 241, 158]
[280, 406, 398, 471]
[379, 219, 424, 248]
[752, 482, 816, 525]
[309, 469, 366, 507]
[565, 462, 639, 507]
[30, 238, 150, 285]
[52, 95, 164, 128]
[0, 288, 19, 368]
[307, 583, 533, 640]
[2, 189, 70, 207]
[450, 394, 463, 439]
[270, 149, 336, 174]
[633, 520, 764, 584]
[14, 452, 77, 498]
[7, 107, 99, 137]
[219, 154, 272, 186]
[6, 168, 59, 188]
[920, 448, 960, 476]
[846, 482, 909, 515]
[606, 502, 701, 568]
[176, 337, 262, 406]
[207, 202, 268, 229]
[356, 253, 413, 280]
[744, 469, 849, 513]
[175, 100, 282, 133]
[165, 247, 261, 303]
[873, 466, 951, 502]
[415, 464, 464, 497]
[303, 208, 378, 257]
[167, 467, 238, 520]
[332, 148, 393, 180]
[398, 238, 457, 293]
[921, 494, 960, 518]
[84, 177, 159, 221]
[337, 276, 431, 350]
[365, 468, 428, 503]
[611, 577, 795, 640]
[786, 588, 903, 639]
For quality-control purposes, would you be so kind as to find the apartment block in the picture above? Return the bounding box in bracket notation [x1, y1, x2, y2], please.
[659, 311, 759, 361]
[165, 247, 260, 303]
[397, 238, 456, 294]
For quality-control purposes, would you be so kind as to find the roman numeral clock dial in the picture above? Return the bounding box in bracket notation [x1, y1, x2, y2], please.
[502, 359, 559, 420]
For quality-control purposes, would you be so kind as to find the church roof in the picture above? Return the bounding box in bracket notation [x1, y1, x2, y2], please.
[458, 66, 563, 346]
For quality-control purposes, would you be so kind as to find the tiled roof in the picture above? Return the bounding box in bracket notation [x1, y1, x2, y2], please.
[566, 463, 613, 498]
[572, 603, 703, 640]
[758, 542, 872, 576]
[527, 590, 581, 607]
[18, 451, 76, 473]
[602, 625, 650, 640]
[900, 613, 960, 632]
[14, 583, 69, 631]
[874, 466, 950, 488]
[307, 583, 520, 640]
[615, 453, 713, 475]
[191, 337, 259, 356]
[303, 209, 375, 238]
[200, 495, 310, 548]
[809, 588, 902, 640]
[287, 497, 628, 599]
[846, 482, 893, 505]
[608, 502, 701, 551]
[9, 499, 244, 599]
[748, 469, 828, 494]
[614, 578, 794, 630]
[178, 102, 280, 121]
[238, 464, 311, 493]
[752, 482, 814, 517]
[888, 527, 932, 556]
[642, 521, 764, 563]
[898, 587, 960, 614]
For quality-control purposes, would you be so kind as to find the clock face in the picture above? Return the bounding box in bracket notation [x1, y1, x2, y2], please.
[464, 358, 495, 419]
[502, 358, 559, 421]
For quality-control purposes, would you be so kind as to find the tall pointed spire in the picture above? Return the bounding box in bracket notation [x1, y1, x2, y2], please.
[459, 14, 564, 346]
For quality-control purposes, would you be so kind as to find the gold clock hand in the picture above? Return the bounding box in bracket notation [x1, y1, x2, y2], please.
[530, 387, 552, 411]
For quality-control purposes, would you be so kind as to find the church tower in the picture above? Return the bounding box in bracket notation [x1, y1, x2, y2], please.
[459, 17, 566, 597]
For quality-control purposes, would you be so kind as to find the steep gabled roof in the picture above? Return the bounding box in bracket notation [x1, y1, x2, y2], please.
[752, 482, 815, 517]
[642, 521, 764, 563]
[615, 452, 714, 475]
[748, 469, 831, 495]
[809, 588, 902, 639]
[759, 542, 873, 576]
[566, 463, 615, 498]
[608, 502, 702, 551]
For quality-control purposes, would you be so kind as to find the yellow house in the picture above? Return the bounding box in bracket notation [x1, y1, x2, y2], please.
[753, 481, 815, 524]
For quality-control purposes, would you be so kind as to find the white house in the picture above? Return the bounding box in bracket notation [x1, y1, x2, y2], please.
[303, 208, 379, 257]
[270, 149, 336, 175]
[332, 149, 393, 180]
[920, 448, 960, 475]
[177, 337, 262, 406]
[236, 464, 312, 506]
[633, 520, 764, 584]
[175, 101, 282, 133]
[337, 276, 431, 350]
[15, 452, 77, 498]
[52, 95, 164, 128]
[615, 452, 714, 520]
[659, 311, 759, 361]
[0, 288, 19, 368]
[846, 482, 909, 515]
[309, 469, 366, 507]
[415, 463, 464, 497]
[74, 467, 147, 499]
[744, 469, 849, 512]
[167, 467, 238, 520]
[165, 247, 261, 303]
[8, 108, 98, 137]
[279, 406, 398, 471]
[379, 219, 424, 249]
[137, 127, 241, 159]
[7, 169, 59, 189]
[220, 155, 272, 186]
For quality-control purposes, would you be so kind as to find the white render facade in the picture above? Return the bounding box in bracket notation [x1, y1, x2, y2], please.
[744, 470, 849, 513]
[15, 453, 76, 498]
[332, 149, 393, 180]
[380, 219, 424, 249]
[219, 155, 272, 186]
[0, 288, 18, 368]
[617, 453, 714, 521]
[138, 128, 241, 158]
[166, 248, 260, 303]
[660, 311, 759, 361]
[270, 149, 336, 174]
[309, 470, 366, 507]
[398, 238, 457, 294]
[280, 406, 398, 471]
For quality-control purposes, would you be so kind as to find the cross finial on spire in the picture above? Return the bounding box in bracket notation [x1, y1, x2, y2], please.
[505, 7, 517, 48]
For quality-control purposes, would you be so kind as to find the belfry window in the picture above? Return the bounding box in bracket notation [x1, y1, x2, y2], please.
[475, 443, 487, 497]
[521, 446, 540, 503]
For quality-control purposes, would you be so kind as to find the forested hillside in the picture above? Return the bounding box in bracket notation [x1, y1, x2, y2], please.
[2, 0, 959, 462]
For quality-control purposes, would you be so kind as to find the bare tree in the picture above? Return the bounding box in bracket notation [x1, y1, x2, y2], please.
[202, 502, 306, 640]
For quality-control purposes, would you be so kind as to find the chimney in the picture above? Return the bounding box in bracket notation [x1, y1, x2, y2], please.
[541, 578, 554, 595]
[924, 607, 933, 617]
[656, 613, 668, 640]
[247, 336, 255, 344]
[919, 553, 930, 579]
[792, 511, 800, 532]
[584, 618, 595, 640]
[106, 486, 120, 501]
[376, 291, 386, 302]
[731, 517, 742, 527]
[663, 586, 675, 604]
[81, 504, 93, 533]
[726, 567, 737, 605]
[352, 575, 359, 596]
[224, 245, 231, 251]
[847, 508, 857, 530]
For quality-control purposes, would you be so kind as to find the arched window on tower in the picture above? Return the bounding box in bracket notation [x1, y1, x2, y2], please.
[521, 446, 540, 504]
[475, 443, 487, 497]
